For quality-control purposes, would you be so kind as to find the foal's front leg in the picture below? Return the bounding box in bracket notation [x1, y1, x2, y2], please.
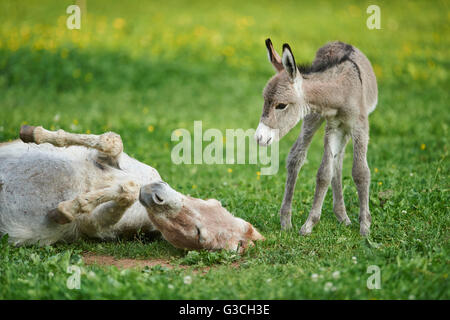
[280, 113, 323, 230]
[299, 125, 335, 235]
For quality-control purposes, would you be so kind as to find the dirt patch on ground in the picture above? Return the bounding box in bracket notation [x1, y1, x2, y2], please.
[83, 253, 176, 269]
[82, 253, 240, 272]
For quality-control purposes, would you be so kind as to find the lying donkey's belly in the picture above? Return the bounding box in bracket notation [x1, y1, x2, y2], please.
[0, 141, 99, 224]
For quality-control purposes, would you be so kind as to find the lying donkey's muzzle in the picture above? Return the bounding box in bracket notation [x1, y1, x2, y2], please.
[139, 181, 182, 214]
[139, 181, 167, 207]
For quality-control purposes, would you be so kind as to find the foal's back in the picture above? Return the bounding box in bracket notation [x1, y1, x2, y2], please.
[310, 41, 378, 113]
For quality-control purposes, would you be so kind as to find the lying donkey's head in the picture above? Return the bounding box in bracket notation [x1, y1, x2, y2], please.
[255, 39, 308, 146]
[139, 181, 264, 252]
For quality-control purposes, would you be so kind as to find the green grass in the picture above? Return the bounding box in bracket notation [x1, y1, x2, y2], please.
[0, 0, 449, 299]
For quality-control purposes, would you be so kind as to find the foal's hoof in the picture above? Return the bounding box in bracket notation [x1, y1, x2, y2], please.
[280, 213, 292, 231]
[280, 220, 292, 231]
[342, 217, 352, 226]
[299, 224, 312, 236]
[360, 224, 371, 237]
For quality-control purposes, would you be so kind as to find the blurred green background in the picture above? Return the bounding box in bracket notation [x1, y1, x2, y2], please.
[0, 0, 448, 299]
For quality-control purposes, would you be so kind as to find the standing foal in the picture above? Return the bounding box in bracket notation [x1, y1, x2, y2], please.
[254, 39, 377, 236]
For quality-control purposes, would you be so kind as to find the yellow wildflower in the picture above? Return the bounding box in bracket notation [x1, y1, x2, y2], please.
[222, 46, 235, 57]
[84, 73, 93, 82]
[147, 125, 154, 132]
[113, 18, 125, 30]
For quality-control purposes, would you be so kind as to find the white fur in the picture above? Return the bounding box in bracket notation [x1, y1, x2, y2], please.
[255, 122, 277, 146]
[368, 97, 377, 114]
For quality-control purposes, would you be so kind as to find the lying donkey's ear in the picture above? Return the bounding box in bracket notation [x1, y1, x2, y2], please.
[245, 223, 265, 241]
[265, 38, 284, 72]
[196, 223, 208, 244]
[282, 43, 298, 81]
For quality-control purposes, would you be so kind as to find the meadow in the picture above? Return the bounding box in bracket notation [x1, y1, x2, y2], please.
[0, 0, 448, 299]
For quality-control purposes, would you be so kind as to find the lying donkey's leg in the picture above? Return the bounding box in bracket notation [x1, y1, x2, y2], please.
[280, 113, 323, 230]
[79, 199, 135, 235]
[20, 125, 123, 163]
[49, 181, 139, 224]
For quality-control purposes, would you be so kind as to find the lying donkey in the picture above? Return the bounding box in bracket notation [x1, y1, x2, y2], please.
[0, 125, 264, 250]
[255, 39, 377, 236]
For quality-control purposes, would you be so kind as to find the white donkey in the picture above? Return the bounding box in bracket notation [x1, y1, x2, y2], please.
[0, 125, 264, 250]
[255, 39, 377, 236]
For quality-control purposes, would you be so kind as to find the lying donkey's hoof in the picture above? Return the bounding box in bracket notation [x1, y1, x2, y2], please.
[20, 125, 36, 143]
[47, 207, 73, 225]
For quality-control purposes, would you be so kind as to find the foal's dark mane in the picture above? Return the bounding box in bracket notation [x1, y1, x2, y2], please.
[297, 42, 362, 83]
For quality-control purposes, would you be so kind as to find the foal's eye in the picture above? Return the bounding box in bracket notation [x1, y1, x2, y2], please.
[275, 103, 287, 110]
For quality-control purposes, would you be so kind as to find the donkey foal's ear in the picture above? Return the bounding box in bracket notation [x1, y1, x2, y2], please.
[282, 43, 298, 81]
[265, 38, 284, 72]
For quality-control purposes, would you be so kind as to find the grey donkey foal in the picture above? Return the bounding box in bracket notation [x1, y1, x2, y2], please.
[254, 39, 377, 236]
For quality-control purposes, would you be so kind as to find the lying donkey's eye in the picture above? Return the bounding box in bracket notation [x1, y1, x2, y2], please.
[275, 103, 287, 110]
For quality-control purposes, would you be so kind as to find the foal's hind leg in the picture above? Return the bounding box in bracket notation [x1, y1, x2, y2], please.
[351, 120, 372, 236]
[330, 129, 351, 225]
[20, 125, 123, 165]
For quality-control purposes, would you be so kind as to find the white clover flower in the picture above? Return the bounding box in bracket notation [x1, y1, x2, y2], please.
[311, 273, 319, 282]
[183, 276, 192, 285]
[266, 278, 272, 283]
[352, 256, 358, 264]
[401, 210, 407, 214]
[48, 272, 54, 278]
[332, 271, 340, 279]
[168, 284, 174, 289]
[324, 282, 333, 292]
